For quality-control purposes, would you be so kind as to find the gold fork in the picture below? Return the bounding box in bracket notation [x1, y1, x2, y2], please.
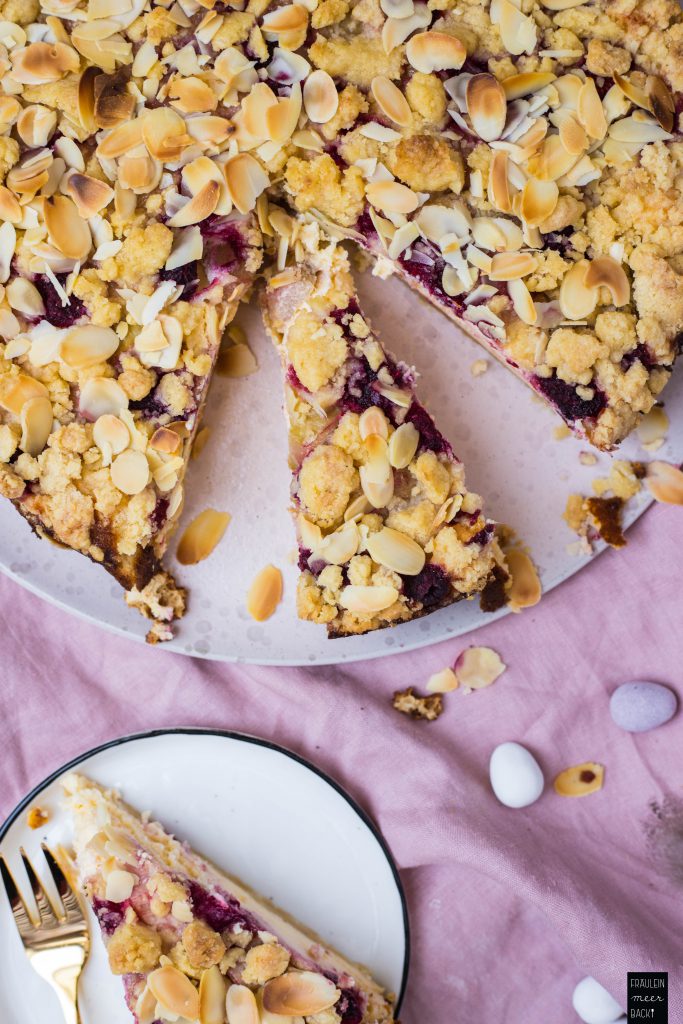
[1, 846, 90, 1024]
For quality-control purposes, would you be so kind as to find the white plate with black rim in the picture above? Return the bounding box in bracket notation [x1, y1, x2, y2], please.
[0, 728, 409, 1024]
[0, 272, 680, 664]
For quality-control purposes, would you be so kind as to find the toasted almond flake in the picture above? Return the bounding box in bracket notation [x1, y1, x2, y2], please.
[169, 76, 218, 115]
[104, 869, 136, 903]
[520, 176, 559, 227]
[166, 225, 203, 272]
[316, 521, 360, 565]
[303, 69, 338, 124]
[496, 0, 537, 55]
[366, 180, 419, 215]
[96, 118, 144, 159]
[466, 74, 507, 142]
[338, 584, 399, 615]
[168, 180, 220, 227]
[553, 763, 604, 797]
[225, 984, 259, 1024]
[502, 71, 555, 101]
[150, 427, 181, 454]
[557, 111, 588, 155]
[505, 548, 541, 611]
[416, 202, 472, 243]
[559, 259, 597, 321]
[199, 966, 227, 1024]
[359, 406, 389, 441]
[176, 508, 230, 566]
[19, 395, 53, 456]
[66, 173, 115, 219]
[608, 112, 671, 144]
[613, 72, 650, 113]
[267, 82, 303, 143]
[93, 414, 129, 464]
[79, 377, 129, 419]
[110, 449, 150, 496]
[637, 406, 668, 448]
[526, 134, 578, 181]
[645, 461, 683, 505]
[406, 31, 466, 74]
[148, 966, 200, 1021]
[442, 266, 467, 296]
[0, 373, 48, 416]
[247, 564, 283, 621]
[584, 255, 630, 307]
[0, 186, 21, 225]
[366, 526, 426, 576]
[488, 150, 511, 212]
[262, 3, 308, 33]
[576, 77, 607, 140]
[225, 153, 270, 215]
[17, 104, 57, 148]
[387, 220, 420, 260]
[508, 278, 537, 325]
[11, 42, 79, 85]
[454, 646, 506, 689]
[142, 106, 189, 162]
[43, 195, 91, 260]
[381, 0, 414, 13]
[489, 251, 537, 281]
[6, 278, 45, 317]
[647, 75, 675, 134]
[60, 324, 119, 370]
[426, 667, 458, 693]
[371, 75, 412, 128]
[472, 217, 507, 252]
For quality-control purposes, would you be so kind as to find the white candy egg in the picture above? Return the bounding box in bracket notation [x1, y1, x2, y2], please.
[489, 741, 544, 808]
[572, 976, 625, 1024]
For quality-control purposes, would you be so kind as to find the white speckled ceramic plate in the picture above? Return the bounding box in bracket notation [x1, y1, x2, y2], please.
[0, 729, 409, 1024]
[0, 270, 681, 663]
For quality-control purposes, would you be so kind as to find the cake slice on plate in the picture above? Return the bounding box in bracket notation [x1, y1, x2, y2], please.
[64, 772, 396, 1024]
[262, 218, 505, 637]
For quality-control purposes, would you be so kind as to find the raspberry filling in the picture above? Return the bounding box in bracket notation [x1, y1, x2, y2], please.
[187, 880, 257, 935]
[92, 897, 128, 936]
[34, 274, 86, 328]
[533, 373, 607, 422]
[402, 563, 452, 607]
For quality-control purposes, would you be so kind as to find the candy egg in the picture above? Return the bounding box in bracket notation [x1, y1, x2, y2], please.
[610, 681, 677, 733]
[572, 976, 624, 1023]
[489, 741, 544, 808]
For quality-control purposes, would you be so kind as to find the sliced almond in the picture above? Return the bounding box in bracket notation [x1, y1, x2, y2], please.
[93, 414, 129, 464]
[502, 71, 556, 101]
[267, 83, 302, 144]
[218, 342, 258, 378]
[520, 177, 558, 228]
[608, 113, 672, 144]
[388, 421, 419, 469]
[150, 427, 182, 454]
[584, 256, 630, 307]
[454, 646, 506, 689]
[19, 395, 53, 456]
[636, 406, 668, 448]
[261, 4, 308, 34]
[488, 150, 511, 212]
[135, 984, 158, 1024]
[505, 548, 541, 611]
[0, 374, 48, 416]
[60, 324, 119, 370]
[358, 406, 389, 441]
[371, 76, 412, 128]
[142, 106, 190, 162]
[338, 584, 399, 614]
[104, 868, 136, 903]
[176, 509, 230, 565]
[576, 77, 607, 140]
[170, 76, 218, 115]
[646, 75, 675, 134]
[96, 119, 144, 159]
[77, 65, 98, 133]
[168, 180, 220, 227]
[382, 6, 431, 53]
[613, 72, 650, 113]
[110, 449, 150, 496]
[366, 180, 419, 215]
[426, 667, 458, 693]
[148, 966, 200, 1021]
[303, 69, 338, 124]
[559, 259, 597, 320]
[67, 173, 115, 219]
[554, 762, 604, 797]
[0, 186, 22, 224]
[247, 564, 283, 621]
[93, 73, 136, 129]
[199, 966, 227, 1024]
[317, 521, 360, 565]
[79, 377, 129, 419]
[224, 154, 270, 215]
[489, 251, 537, 281]
[6, 279, 46, 317]
[226, 984, 259, 1024]
[17, 104, 57, 148]
[645, 461, 683, 505]
[406, 31, 466, 74]
[508, 278, 537, 325]
[366, 526, 426, 576]
[557, 112, 588, 156]
[44, 195, 91, 260]
[11, 42, 79, 85]
[526, 134, 578, 181]
[466, 74, 507, 142]
[496, 0, 537, 56]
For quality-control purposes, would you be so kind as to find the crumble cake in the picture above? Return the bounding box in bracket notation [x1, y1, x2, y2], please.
[262, 219, 502, 636]
[64, 772, 396, 1024]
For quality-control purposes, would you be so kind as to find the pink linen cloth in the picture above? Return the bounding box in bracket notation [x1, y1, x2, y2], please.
[1, 503, 681, 1022]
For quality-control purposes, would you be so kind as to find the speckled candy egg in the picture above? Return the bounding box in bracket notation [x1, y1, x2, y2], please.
[610, 682, 678, 733]
[489, 741, 544, 808]
[572, 976, 624, 1024]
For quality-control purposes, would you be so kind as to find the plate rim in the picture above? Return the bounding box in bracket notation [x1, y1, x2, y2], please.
[0, 498, 651, 666]
[0, 726, 410, 1015]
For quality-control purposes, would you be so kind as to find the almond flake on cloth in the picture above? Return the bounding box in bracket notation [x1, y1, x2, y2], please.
[454, 647, 506, 693]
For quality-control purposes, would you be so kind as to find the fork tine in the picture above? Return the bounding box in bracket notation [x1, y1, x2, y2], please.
[0, 855, 36, 935]
[41, 846, 84, 925]
[19, 848, 61, 928]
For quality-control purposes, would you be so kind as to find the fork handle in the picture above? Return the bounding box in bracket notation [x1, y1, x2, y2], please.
[30, 952, 83, 1024]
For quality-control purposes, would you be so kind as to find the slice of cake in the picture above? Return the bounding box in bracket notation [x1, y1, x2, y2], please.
[64, 773, 396, 1024]
[280, 0, 683, 449]
[262, 218, 504, 637]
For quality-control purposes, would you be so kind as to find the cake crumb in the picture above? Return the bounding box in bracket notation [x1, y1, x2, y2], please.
[564, 493, 627, 549]
[470, 359, 489, 377]
[579, 451, 597, 466]
[553, 424, 571, 440]
[392, 686, 443, 721]
[27, 806, 49, 830]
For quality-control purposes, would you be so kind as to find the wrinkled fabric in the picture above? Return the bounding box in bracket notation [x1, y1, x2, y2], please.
[1, 504, 681, 1021]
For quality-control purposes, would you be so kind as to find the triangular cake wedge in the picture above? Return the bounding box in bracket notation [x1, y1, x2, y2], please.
[262, 220, 505, 638]
[64, 773, 396, 1024]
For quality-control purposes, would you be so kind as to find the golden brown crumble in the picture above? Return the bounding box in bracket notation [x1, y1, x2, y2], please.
[392, 687, 444, 721]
